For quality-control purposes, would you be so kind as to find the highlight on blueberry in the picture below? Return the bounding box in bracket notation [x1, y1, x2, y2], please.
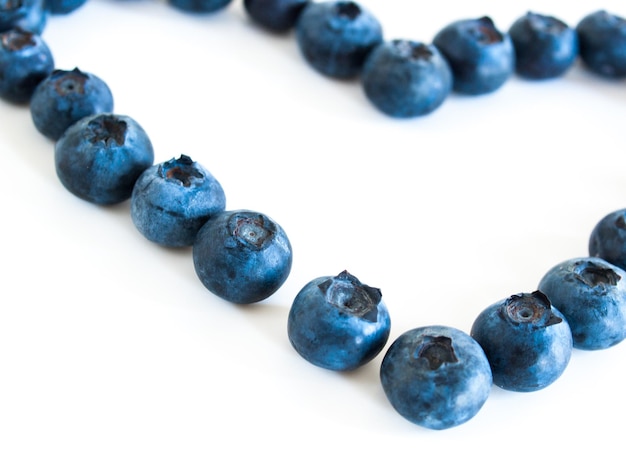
[287, 270, 391, 371]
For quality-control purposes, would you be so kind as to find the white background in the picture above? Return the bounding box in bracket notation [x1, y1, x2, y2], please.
[1, 0, 625, 468]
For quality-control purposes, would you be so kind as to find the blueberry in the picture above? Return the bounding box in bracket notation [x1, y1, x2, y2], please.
[589, 208, 626, 271]
[361, 40, 452, 118]
[131, 155, 226, 248]
[46, 0, 88, 15]
[193, 210, 292, 304]
[55, 113, 155, 205]
[380, 325, 492, 430]
[0, 0, 47, 34]
[433, 16, 514, 95]
[167, 0, 232, 14]
[243, 0, 309, 32]
[470, 291, 572, 392]
[287, 271, 391, 371]
[0, 28, 53, 103]
[508, 12, 578, 80]
[295, 1, 383, 79]
[576, 10, 626, 78]
[30, 68, 114, 140]
[0, 0, 27, 31]
[538, 257, 626, 350]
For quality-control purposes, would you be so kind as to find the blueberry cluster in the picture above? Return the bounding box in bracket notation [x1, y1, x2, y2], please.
[245, 1, 626, 117]
[1, 0, 626, 431]
[0, 0, 294, 305]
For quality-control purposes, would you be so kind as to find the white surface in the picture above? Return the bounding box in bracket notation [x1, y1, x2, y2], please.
[1, 0, 625, 468]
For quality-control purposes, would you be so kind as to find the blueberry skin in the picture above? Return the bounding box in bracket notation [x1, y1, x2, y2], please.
[46, 0, 88, 15]
[55, 113, 155, 205]
[470, 291, 572, 392]
[538, 257, 626, 350]
[168, 0, 232, 14]
[193, 210, 293, 304]
[243, 0, 309, 32]
[131, 155, 226, 248]
[433, 16, 514, 95]
[295, 1, 383, 79]
[30, 68, 114, 140]
[508, 12, 578, 80]
[0, 28, 54, 103]
[576, 10, 626, 79]
[0, 0, 29, 31]
[589, 208, 626, 271]
[0, 0, 48, 34]
[288, 271, 391, 371]
[361, 40, 452, 118]
[380, 325, 492, 430]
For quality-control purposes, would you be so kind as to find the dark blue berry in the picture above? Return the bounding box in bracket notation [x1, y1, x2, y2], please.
[287, 271, 391, 371]
[509, 12, 578, 79]
[168, 0, 232, 14]
[0, 0, 48, 34]
[295, 1, 383, 79]
[0, 28, 53, 103]
[30, 67, 114, 140]
[193, 210, 293, 304]
[538, 257, 626, 350]
[589, 208, 626, 271]
[243, 0, 309, 32]
[55, 113, 155, 205]
[1, 0, 28, 31]
[470, 291, 572, 392]
[46, 0, 88, 15]
[131, 155, 226, 248]
[380, 325, 492, 430]
[433, 16, 514, 95]
[577, 10, 626, 78]
[361, 40, 452, 117]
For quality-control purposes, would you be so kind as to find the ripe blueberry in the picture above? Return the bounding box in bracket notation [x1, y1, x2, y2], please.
[361, 39, 452, 118]
[55, 113, 155, 205]
[577, 10, 626, 78]
[538, 257, 626, 350]
[508, 12, 578, 79]
[193, 210, 293, 304]
[380, 325, 492, 430]
[470, 291, 572, 392]
[288, 271, 391, 371]
[589, 208, 626, 271]
[243, 0, 309, 32]
[0, 28, 53, 103]
[295, 1, 383, 79]
[30, 67, 114, 140]
[433, 16, 514, 95]
[131, 155, 226, 248]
